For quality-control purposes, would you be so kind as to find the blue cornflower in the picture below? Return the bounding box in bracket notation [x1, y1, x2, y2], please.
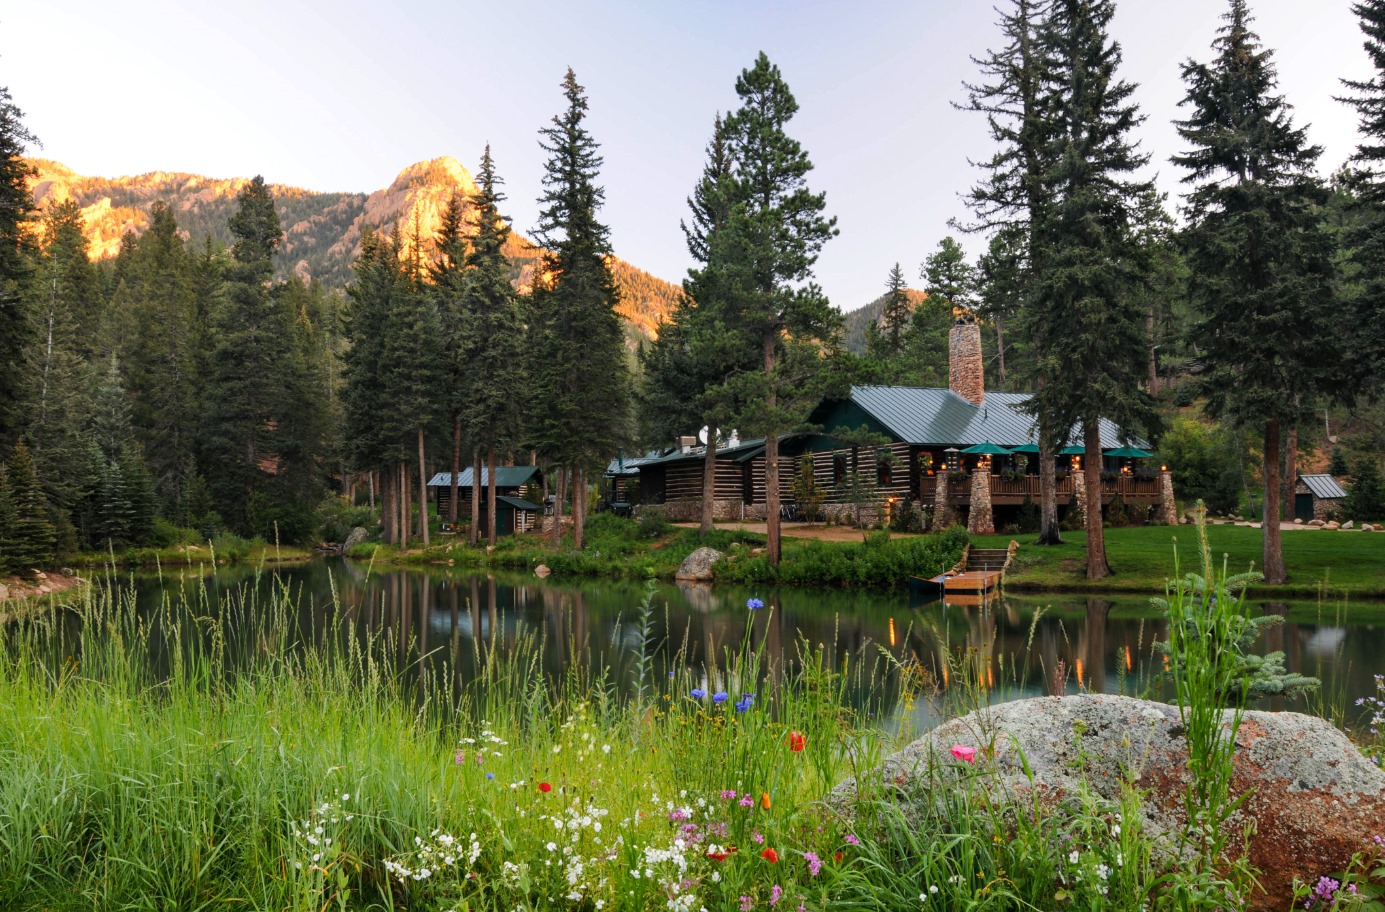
[712, 691, 729, 704]
[486, 772, 495, 780]
[747, 598, 765, 610]
[691, 688, 708, 699]
[735, 693, 756, 713]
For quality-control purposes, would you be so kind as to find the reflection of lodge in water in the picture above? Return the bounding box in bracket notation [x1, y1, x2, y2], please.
[168, 562, 1356, 731]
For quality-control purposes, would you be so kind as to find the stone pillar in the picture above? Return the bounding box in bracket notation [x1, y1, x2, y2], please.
[1071, 471, 1087, 526]
[932, 473, 952, 530]
[967, 468, 995, 535]
[1159, 471, 1177, 526]
[948, 318, 986, 406]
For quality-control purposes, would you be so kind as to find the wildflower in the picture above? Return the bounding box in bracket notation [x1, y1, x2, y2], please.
[740, 795, 755, 808]
[788, 731, 806, 752]
[691, 688, 707, 699]
[845, 833, 860, 846]
[1068, 850, 1080, 864]
[740, 897, 755, 912]
[752, 830, 764, 843]
[720, 789, 738, 800]
[736, 694, 756, 713]
[834, 851, 843, 862]
[747, 598, 764, 610]
[761, 847, 779, 863]
[770, 884, 784, 906]
[454, 750, 466, 764]
[804, 851, 822, 877]
[539, 782, 553, 793]
[760, 792, 772, 810]
[713, 691, 729, 704]
[486, 772, 495, 780]
[950, 744, 977, 763]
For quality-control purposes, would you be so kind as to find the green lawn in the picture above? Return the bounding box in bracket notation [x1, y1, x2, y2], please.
[971, 524, 1385, 598]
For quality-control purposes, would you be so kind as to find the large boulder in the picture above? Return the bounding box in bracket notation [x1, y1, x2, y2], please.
[835, 695, 1385, 911]
[342, 526, 369, 552]
[675, 547, 724, 582]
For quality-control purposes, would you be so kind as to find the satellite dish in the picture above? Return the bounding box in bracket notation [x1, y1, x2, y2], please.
[698, 426, 710, 445]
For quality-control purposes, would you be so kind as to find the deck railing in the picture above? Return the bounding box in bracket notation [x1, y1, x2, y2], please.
[987, 475, 1158, 497]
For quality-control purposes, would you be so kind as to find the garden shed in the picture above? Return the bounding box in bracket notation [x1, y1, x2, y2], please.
[1295, 473, 1348, 522]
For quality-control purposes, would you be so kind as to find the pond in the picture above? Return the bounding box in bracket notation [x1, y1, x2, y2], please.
[120, 559, 1384, 734]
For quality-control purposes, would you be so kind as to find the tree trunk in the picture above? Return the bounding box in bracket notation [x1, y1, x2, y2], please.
[398, 461, 409, 549]
[763, 330, 782, 567]
[574, 466, 586, 551]
[381, 466, 394, 544]
[470, 449, 482, 547]
[1263, 419, 1286, 583]
[1037, 430, 1063, 545]
[1146, 303, 1159, 396]
[369, 470, 375, 511]
[551, 466, 566, 548]
[450, 414, 461, 525]
[1282, 421, 1298, 522]
[995, 315, 1007, 389]
[487, 443, 498, 548]
[1083, 421, 1110, 579]
[417, 426, 430, 547]
[700, 421, 718, 536]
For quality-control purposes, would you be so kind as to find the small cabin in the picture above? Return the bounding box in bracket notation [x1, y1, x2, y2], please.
[427, 466, 543, 519]
[481, 496, 542, 537]
[1295, 473, 1348, 522]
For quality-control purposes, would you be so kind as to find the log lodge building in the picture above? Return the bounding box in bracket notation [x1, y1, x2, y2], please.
[612, 318, 1176, 532]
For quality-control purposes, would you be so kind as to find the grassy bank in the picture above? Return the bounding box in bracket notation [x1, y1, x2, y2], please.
[350, 515, 969, 589]
[65, 538, 316, 569]
[972, 525, 1385, 598]
[5, 564, 1363, 910]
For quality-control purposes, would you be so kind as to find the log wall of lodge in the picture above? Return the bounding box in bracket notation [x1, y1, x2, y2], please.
[652, 454, 793, 521]
[799, 441, 916, 504]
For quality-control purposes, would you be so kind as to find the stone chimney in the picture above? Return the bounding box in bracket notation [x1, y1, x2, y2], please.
[949, 315, 985, 406]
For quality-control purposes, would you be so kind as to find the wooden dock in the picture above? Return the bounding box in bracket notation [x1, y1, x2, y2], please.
[908, 569, 1004, 597]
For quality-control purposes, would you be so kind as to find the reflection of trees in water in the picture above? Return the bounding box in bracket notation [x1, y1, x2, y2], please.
[102, 565, 1385, 730]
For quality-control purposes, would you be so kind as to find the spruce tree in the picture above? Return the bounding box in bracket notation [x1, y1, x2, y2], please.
[529, 69, 631, 550]
[3, 441, 57, 570]
[0, 86, 37, 454]
[717, 52, 840, 566]
[956, 0, 1066, 545]
[1174, 0, 1339, 583]
[460, 145, 524, 548]
[431, 191, 470, 528]
[1341, 0, 1385, 391]
[868, 262, 913, 363]
[1028, 0, 1158, 579]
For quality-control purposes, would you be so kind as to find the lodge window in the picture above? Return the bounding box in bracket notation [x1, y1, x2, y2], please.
[877, 452, 893, 487]
[742, 461, 754, 505]
[833, 454, 847, 486]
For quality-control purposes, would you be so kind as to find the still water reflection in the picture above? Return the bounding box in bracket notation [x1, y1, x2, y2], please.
[129, 559, 1384, 733]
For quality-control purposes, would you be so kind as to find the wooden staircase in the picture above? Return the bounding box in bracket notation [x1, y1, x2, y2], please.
[965, 548, 1011, 573]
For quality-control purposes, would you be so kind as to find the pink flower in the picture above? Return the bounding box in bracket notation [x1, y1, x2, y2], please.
[950, 744, 977, 763]
[770, 884, 783, 906]
[844, 833, 860, 846]
[454, 750, 466, 764]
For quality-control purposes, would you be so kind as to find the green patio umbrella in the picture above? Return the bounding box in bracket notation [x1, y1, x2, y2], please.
[1058, 445, 1085, 456]
[1104, 445, 1154, 458]
[960, 442, 1014, 456]
[1010, 443, 1041, 454]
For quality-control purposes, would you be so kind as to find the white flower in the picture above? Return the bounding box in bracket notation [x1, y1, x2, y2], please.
[1069, 850, 1080, 864]
[547, 842, 558, 852]
[602, 744, 611, 753]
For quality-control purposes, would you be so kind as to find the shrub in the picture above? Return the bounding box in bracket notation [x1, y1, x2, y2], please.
[636, 505, 669, 538]
[1015, 495, 1041, 533]
[1345, 457, 1385, 522]
[316, 496, 378, 544]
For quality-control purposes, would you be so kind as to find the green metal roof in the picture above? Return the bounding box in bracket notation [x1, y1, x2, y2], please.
[427, 466, 541, 488]
[835, 387, 1142, 450]
[639, 438, 767, 468]
[496, 496, 541, 512]
[1299, 474, 1347, 500]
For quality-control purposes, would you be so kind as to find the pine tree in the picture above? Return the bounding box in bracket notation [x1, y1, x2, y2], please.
[0, 86, 37, 453]
[956, 0, 1066, 545]
[432, 191, 470, 529]
[717, 52, 841, 566]
[203, 177, 301, 533]
[1174, 0, 1339, 584]
[529, 69, 632, 550]
[1027, 0, 1158, 579]
[1345, 455, 1385, 521]
[1341, 0, 1385, 392]
[459, 146, 524, 548]
[3, 441, 57, 570]
[869, 263, 913, 363]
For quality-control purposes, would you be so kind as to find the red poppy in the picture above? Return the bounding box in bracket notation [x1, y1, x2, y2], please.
[707, 849, 732, 861]
[788, 731, 806, 752]
[761, 847, 779, 863]
[538, 782, 552, 793]
[834, 851, 843, 863]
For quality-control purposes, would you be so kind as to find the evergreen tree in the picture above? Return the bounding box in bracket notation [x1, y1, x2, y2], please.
[0, 86, 37, 453]
[976, 224, 1029, 388]
[1340, 0, 1385, 391]
[956, 0, 1066, 545]
[3, 441, 57, 570]
[459, 146, 524, 548]
[431, 191, 470, 529]
[717, 52, 841, 566]
[1027, 0, 1158, 579]
[528, 69, 632, 550]
[202, 177, 301, 532]
[0, 465, 13, 575]
[83, 355, 140, 548]
[1345, 455, 1385, 521]
[1174, 0, 1339, 583]
[869, 263, 913, 362]
[921, 237, 979, 314]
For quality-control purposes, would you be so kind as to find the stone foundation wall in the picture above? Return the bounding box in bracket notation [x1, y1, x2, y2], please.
[657, 499, 762, 522]
[822, 502, 884, 527]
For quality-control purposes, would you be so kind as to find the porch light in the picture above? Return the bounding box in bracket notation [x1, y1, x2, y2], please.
[1161, 464, 1167, 472]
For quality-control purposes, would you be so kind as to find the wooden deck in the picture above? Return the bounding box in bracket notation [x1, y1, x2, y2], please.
[940, 570, 1004, 593]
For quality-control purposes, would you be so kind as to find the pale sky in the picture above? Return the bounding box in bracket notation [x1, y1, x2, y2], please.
[2, 0, 1372, 308]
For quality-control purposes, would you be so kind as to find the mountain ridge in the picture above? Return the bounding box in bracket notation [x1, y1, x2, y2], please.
[26, 156, 681, 340]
